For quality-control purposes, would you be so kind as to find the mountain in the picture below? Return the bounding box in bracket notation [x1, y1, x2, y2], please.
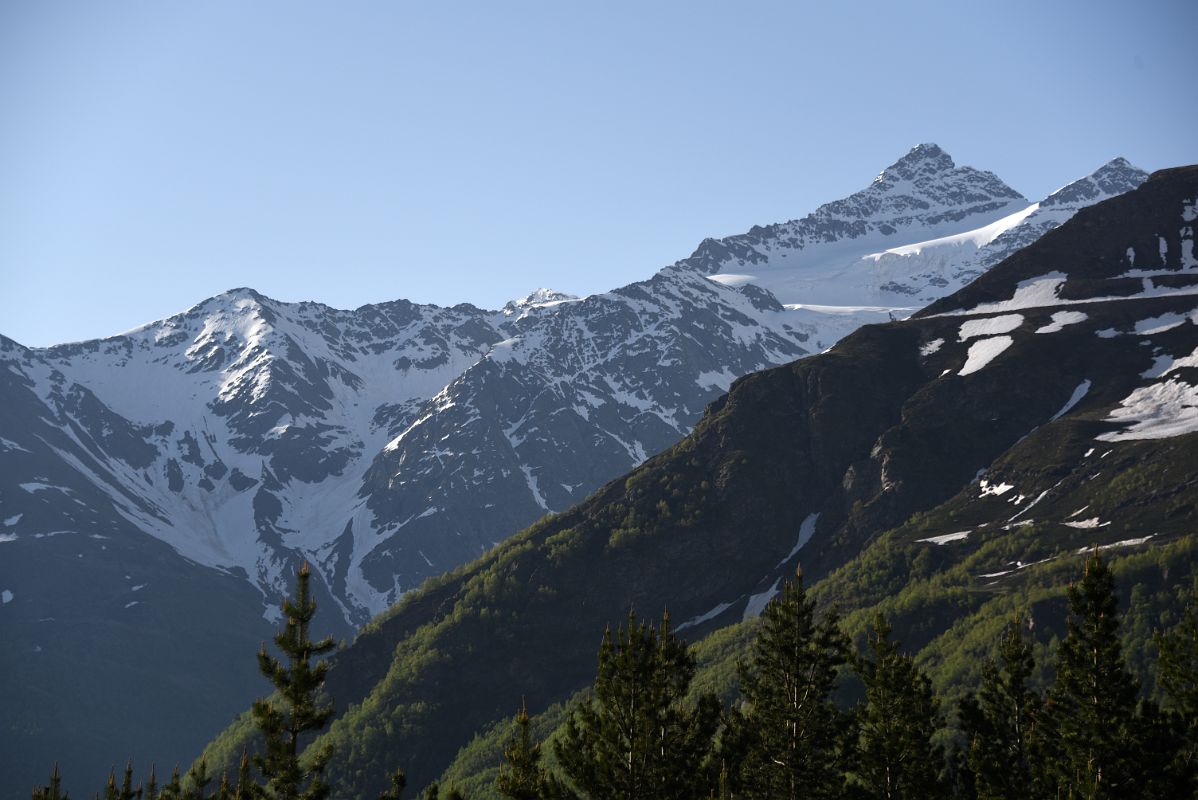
[0, 146, 1147, 796]
[198, 164, 1198, 797]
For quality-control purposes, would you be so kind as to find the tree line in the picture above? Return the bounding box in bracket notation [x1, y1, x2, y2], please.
[33, 552, 1198, 799]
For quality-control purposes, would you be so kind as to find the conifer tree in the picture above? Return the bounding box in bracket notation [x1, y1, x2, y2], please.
[958, 615, 1039, 800]
[734, 571, 851, 800]
[252, 562, 336, 800]
[183, 759, 212, 800]
[144, 766, 157, 800]
[377, 770, 406, 800]
[232, 756, 256, 800]
[849, 614, 946, 800]
[496, 702, 553, 800]
[32, 763, 67, 800]
[103, 761, 139, 800]
[554, 610, 720, 800]
[163, 766, 182, 799]
[1032, 550, 1143, 799]
[1155, 579, 1198, 792]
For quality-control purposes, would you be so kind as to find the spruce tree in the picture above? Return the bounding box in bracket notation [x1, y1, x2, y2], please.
[958, 615, 1039, 800]
[850, 614, 946, 800]
[1032, 550, 1143, 799]
[1156, 579, 1198, 792]
[734, 571, 851, 800]
[496, 702, 553, 800]
[144, 766, 157, 800]
[252, 562, 336, 800]
[232, 756, 256, 800]
[32, 763, 67, 800]
[554, 610, 720, 800]
[377, 770, 406, 800]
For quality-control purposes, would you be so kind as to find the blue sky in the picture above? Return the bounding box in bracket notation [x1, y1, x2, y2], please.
[1, 0, 1194, 346]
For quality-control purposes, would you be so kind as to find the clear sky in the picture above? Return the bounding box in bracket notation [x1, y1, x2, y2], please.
[1, 0, 1194, 347]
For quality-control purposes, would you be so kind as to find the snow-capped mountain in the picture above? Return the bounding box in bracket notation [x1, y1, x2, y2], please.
[0, 146, 1148, 621]
[0, 145, 1149, 795]
[700, 145, 1148, 311]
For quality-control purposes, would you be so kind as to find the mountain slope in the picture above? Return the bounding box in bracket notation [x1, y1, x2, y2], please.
[198, 164, 1198, 796]
[0, 147, 1147, 796]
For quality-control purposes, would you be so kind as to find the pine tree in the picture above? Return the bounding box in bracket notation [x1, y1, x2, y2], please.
[734, 571, 851, 800]
[183, 759, 212, 800]
[1156, 579, 1198, 792]
[376, 770, 406, 800]
[958, 615, 1039, 800]
[252, 562, 336, 800]
[32, 763, 68, 800]
[849, 614, 946, 800]
[233, 756, 256, 800]
[496, 702, 553, 800]
[103, 761, 139, 800]
[144, 766, 157, 800]
[554, 610, 721, 800]
[1032, 550, 1143, 799]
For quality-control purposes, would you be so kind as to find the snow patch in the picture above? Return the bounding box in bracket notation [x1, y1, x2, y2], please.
[1063, 517, 1108, 529]
[1097, 378, 1198, 441]
[777, 513, 820, 567]
[958, 314, 1023, 341]
[1050, 380, 1091, 421]
[1078, 535, 1155, 553]
[3, 514, 22, 527]
[959, 336, 1014, 375]
[743, 579, 782, 620]
[696, 368, 737, 392]
[979, 480, 1015, 497]
[677, 600, 738, 632]
[1035, 311, 1088, 334]
[920, 338, 944, 356]
[917, 530, 971, 545]
[1, 590, 12, 604]
[1135, 312, 1189, 335]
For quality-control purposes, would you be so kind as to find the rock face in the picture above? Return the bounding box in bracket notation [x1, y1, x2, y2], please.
[0, 146, 1148, 796]
[200, 164, 1198, 797]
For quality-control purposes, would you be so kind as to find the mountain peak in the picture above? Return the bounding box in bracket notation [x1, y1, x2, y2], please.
[877, 143, 956, 181]
[1040, 157, 1148, 209]
[504, 288, 579, 311]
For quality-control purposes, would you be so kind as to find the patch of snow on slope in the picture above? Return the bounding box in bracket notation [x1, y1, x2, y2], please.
[1096, 378, 1198, 441]
[777, 512, 820, 567]
[980, 480, 1014, 497]
[1036, 311, 1088, 334]
[1135, 312, 1189, 335]
[918, 531, 971, 545]
[677, 600, 738, 632]
[920, 338, 944, 356]
[1078, 535, 1155, 553]
[867, 202, 1041, 259]
[4, 514, 21, 527]
[1051, 380, 1092, 421]
[743, 579, 782, 620]
[696, 367, 737, 392]
[941, 272, 1198, 317]
[959, 336, 1014, 376]
[0, 534, 16, 544]
[1063, 517, 1108, 529]
[959, 314, 1023, 341]
[1, 590, 12, 603]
